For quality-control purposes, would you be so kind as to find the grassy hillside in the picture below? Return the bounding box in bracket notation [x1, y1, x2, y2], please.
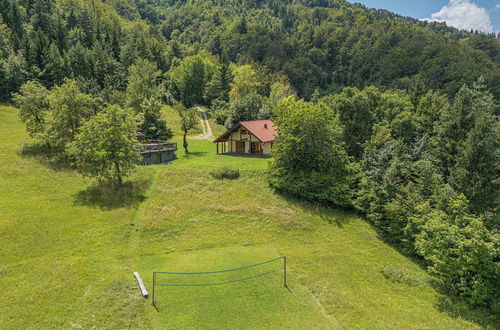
[0, 106, 158, 328]
[0, 105, 484, 329]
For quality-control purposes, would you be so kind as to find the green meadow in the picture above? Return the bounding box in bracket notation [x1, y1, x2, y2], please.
[0, 105, 483, 329]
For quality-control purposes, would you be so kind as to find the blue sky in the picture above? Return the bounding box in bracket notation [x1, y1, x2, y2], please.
[347, 0, 500, 34]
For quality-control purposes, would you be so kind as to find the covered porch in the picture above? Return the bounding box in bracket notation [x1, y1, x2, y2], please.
[215, 139, 265, 156]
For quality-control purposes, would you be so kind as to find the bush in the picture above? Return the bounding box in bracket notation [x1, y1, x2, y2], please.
[380, 265, 425, 287]
[416, 215, 500, 312]
[210, 167, 240, 180]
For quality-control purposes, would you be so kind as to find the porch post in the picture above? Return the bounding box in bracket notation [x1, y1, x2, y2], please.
[217, 143, 219, 154]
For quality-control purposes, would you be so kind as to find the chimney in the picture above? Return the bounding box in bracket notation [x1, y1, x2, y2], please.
[264, 123, 268, 129]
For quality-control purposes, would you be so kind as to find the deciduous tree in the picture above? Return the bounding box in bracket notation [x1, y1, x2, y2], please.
[176, 103, 198, 153]
[269, 96, 353, 207]
[12, 80, 49, 140]
[126, 58, 162, 111]
[45, 79, 102, 149]
[70, 105, 141, 187]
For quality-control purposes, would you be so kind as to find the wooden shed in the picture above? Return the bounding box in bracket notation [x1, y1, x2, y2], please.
[139, 141, 177, 165]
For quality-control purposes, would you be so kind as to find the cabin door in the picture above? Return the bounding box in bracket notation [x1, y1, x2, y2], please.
[155, 153, 161, 164]
[235, 141, 245, 154]
[250, 142, 260, 154]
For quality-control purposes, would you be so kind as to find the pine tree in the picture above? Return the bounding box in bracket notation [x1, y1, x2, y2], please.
[139, 97, 173, 141]
[42, 43, 65, 86]
[31, 0, 53, 33]
[449, 104, 499, 213]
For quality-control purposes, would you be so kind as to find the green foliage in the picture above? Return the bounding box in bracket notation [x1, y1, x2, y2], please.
[210, 166, 240, 180]
[69, 105, 141, 186]
[269, 96, 353, 207]
[390, 110, 423, 144]
[380, 265, 425, 287]
[415, 90, 448, 132]
[1, 53, 29, 99]
[352, 79, 499, 313]
[325, 87, 378, 159]
[205, 55, 232, 103]
[225, 92, 263, 126]
[449, 109, 499, 213]
[433, 81, 499, 213]
[13, 81, 49, 139]
[138, 97, 173, 141]
[261, 79, 295, 119]
[14, 79, 103, 151]
[416, 212, 500, 312]
[0, 0, 499, 106]
[42, 43, 65, 86]
[45, 79, 102, 149]
[126, 58, 162, 111]
[229, 64, 261, 100]
[176, 103, 199, 152]
[171, 54, 214, 108]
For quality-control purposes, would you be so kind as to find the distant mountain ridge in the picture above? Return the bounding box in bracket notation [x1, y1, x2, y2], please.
[1, 0, 499, 100]
[138, 0, 499, 98]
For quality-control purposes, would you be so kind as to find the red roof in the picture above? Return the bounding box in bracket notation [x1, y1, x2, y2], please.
[214, 120, 277, 143]
[240, 120, 277, 142]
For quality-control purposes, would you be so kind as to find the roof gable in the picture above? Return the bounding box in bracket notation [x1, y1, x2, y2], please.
[214, 120, 277, 143]
[240, 120, 276, 142]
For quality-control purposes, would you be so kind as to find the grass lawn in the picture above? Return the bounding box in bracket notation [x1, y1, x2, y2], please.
[0, 105, 487, 329]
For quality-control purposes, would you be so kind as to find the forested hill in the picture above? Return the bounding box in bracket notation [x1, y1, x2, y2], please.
[0, 0, 499, 102]
[125, 0, 500, 99]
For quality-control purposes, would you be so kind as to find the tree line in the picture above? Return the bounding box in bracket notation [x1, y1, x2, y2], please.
[269, 80, 499, 316]
[1, 0, 499, 104]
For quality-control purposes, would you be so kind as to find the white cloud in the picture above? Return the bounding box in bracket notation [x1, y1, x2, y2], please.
[422, 0, 494, 33]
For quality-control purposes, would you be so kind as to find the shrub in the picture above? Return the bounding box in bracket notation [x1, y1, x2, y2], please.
[416, 214, 500, 312]
[380, 265, 424, 287]
[210, 167, 240, 180]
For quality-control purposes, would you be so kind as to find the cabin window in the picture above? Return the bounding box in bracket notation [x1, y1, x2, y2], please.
[241, 129, 248, 135]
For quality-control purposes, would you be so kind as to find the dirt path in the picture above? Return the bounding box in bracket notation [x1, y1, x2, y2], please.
[193, 106, 213, 139]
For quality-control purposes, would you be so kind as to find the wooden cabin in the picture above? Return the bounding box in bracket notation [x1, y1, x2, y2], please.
[213, 120, 277, 156]
[139, 140, 177, 165]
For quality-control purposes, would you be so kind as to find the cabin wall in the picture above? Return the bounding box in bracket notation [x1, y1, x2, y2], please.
[228, 127, 251, 153]
[220, 126, 273, 155]
[141, 150, 176, 165]
[261, 142, 272, 155]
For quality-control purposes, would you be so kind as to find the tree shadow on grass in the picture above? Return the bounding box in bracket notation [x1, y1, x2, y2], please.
[183, 151, 208, 158]
[278, 192, 354, 228]
[272, 189, 498, 326]
[434, 290, 498, 328]
[19, 143, 73, 172]
[74, 178, 151, 210]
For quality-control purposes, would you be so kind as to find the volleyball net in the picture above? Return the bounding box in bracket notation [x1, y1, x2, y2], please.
[152, 256, 287, 309]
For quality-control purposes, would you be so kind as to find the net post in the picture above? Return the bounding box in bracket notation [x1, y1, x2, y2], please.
[283, 256, 287, 288]
[152, 272, 157, 309]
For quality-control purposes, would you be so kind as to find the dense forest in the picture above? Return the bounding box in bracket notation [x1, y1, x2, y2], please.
[1, 0, 498, 318]
[1, 0, 499, 102]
